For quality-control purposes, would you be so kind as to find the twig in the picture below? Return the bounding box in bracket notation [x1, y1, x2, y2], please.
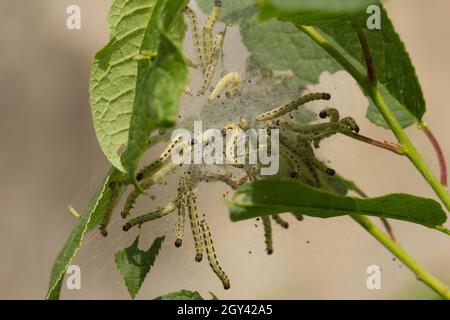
[419, 122, 448, 186]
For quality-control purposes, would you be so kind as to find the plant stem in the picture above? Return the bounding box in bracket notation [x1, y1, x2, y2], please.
[368, 86, 450, 210]
[299, 24, 450, 298]
[338, 130, 405, 155]
[419, 122, 448, 186]
[354, 24, 377, 83]
[353, 214, 450, 299]
[298, 25, 450, 212]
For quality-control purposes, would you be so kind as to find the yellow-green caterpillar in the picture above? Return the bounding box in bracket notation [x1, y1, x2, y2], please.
[256, 92, 331, 121]
[200, 219, 230, 290]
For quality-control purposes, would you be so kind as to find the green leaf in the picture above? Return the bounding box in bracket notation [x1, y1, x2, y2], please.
[121, 0, 189, 180]
[258, 0, 377, 23]
[196, 0, 257, 23]
[198, 0, 341, 91]
[89, 0, 158, 171]
[257, 1, 425, 127]
[154, 289, 205, 300]
[227, 179, 447, 228]
[46, 167, 126, 300]
[87, 167, 127, 230]
[115, 236, 165, 299]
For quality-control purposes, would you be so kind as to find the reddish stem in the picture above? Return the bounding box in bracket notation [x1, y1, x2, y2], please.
[422, 126, 447, 186]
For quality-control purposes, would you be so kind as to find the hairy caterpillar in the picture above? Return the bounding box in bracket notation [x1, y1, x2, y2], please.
[261, 216, 273, 255]
[208, 72, 241, 103]
[183, 6, 207, 72]
[202, 0, 222, 66]
[122, 201, 178, 231]
[197, 31, 225, 96]
[272, 214, 289, 229]
[256, 92, 331, 121]
[200, 219, 231, 290]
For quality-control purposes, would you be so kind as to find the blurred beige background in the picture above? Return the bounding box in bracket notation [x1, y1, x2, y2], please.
[1, 0, 450, 299]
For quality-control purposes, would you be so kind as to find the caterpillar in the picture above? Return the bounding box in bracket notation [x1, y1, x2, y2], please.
[279, 144, 302, 178]
[291, 212, 304, 221]
[183, 6, 207, 72]
[136, 134, 184, 182]
[175, 177, 189, 248]
[99, 181, 124, 236]
[133, 50, 157, 61]
[187, 186, 204, 262]
[200, 219, 230, 290]
[197, 31, 225, 96]
[121, 188, 140, 219]
[223, 123, 245, 168]
[319, 107, 340, 123]
[339, 116, 360, 133]
[261, 216, 273, 255]
[122, 201, 178, 231]
[208, 72, 241, 103]
[175, 200, 186, 248]
[202, 0, 222, 66]
[256, 92, 331, 121]
[272, 214, 289, 229]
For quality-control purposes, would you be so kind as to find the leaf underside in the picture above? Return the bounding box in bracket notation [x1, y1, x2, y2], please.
[228, 179, 446, 228]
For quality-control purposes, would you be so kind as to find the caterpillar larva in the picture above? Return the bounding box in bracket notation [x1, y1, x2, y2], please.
[175, 199, 186, 248]
[187, 189, 204, 262]
[208, 72, 241, 103]
[256, 92, 331, 121]
[99, 181, 123, 236]
[121, 188, 140, 219]
[183, 6, 207, 72]
[272, 214, 289, 229]
[291, 212, 304, 221]
[200, 219, 231, 290]
[175, 178, 189, 248]
[280, 144, 302, 177]
[197, 31, 225, 96]
[261, 216, 273, 255]
[339, 116, 360, 133]
[319, 108, 340, 123]
[223, 123, 244, 168]
[136, 134, 184, 181]
[203, 0, 222, 66]
[122, 201, 178, 231]
[133, 50, 157, 61]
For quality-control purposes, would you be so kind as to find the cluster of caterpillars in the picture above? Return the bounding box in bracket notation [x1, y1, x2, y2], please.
[102, 88, 360, 289]
[183, 1, 242, 101]
[99, 2, 362, 290]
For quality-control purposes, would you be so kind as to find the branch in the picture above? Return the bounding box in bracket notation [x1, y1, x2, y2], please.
[298, 24, 450, 299]
[338, 130, 405, 155]
[419, 122, 448, 186]
[297, 24, 450, 212]
[354, 23, 376, 83]
[353, 215, 450, 299]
